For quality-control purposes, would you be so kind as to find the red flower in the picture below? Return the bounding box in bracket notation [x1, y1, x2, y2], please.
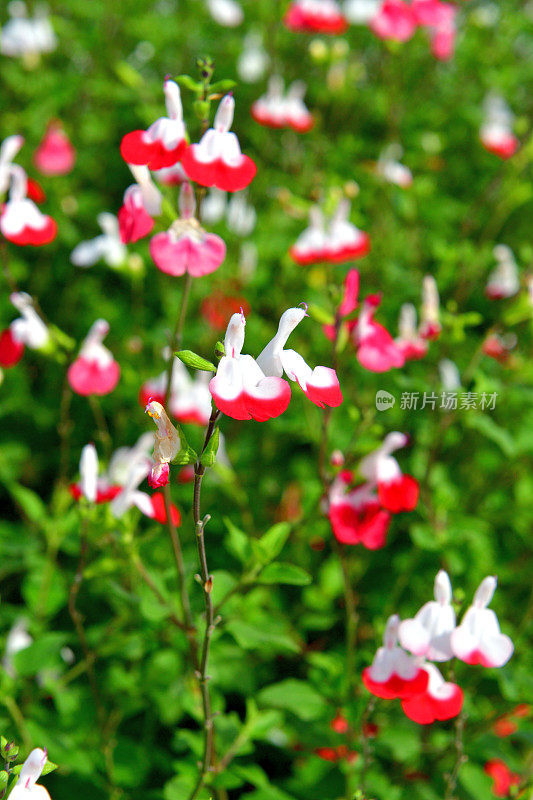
[484, 760, 520, 797]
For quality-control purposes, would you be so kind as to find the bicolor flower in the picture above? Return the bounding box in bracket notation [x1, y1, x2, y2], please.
[252, 77, 313, 133]
[120, 79, 187, 170]
[8, 748, 51, 800]
[70, 443, 121, 504]
[207, 0, 244, 26]
[68, 319, 120, 396]
[150, 182, 226, 277]
[325, 199, 371, 262]
[359, 432, 419, 512]
[0, 291, 51, 367]
[145, 400, 182, 488]
[237, 32, 269, 84]
[139, 358, 212, 426]
[1, 165, 57, 245]
[110, 459, 181, 524]
[401, 662, 464, 724]
[328, 471, 391, 550]
[323, 268, 360, 341]
[376, 144, 413, 187]
[486, 245, 520, 300]
[209, 310, 292, 421]
[482, 333, 516, 364]
[483, 760, 520, 798]
[480, 95, 518, 160]
[362, 615, 430, 699]
[256, 306, 343, 409]
[353, 294, 406, 372]
[152, 162, 187, 186]
[370, 0, 417, 42]
[451, 576, 514, 668]
[34, 121, 75, 175]
[395, 303, 428, 361]
[71, 212, 127, 269]
[118, 165, 162, 244]
[419, 275, 441, 340]
[284, 0, 348, 34]
[399, 570, 456, 661]
[0, 134, 25, 196]
[107, 432, 155, 486]
[289, 206, 329, 265]
[181, 94, 257, 192]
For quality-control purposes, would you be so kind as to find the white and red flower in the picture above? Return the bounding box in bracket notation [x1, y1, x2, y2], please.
[419, 275, 441, 340]
[376, 144, 413, 187]
[70, 443, 122, 504]
[145, 400, 183, 488]
[0, 291, 50, 367]
[71, 212, 127, 269]
[290, 201, 370, 265]
[34, 121, 75, 175]
[289, 206, 329, 266]
[486, 245, 520, 300]
[252, 77, 314, 133]
[209, 309, 292, 421]
[150, 182, 226, 277]
[353, 294, 406, 372]
[399, 570, 456, 661]
[0, 134, 25, 196]
[117, 165, 162, 244]
[8, 748, 51, 800]
[256, 306, 343, 409]
[328, 472, 391, 549]
[359, 432, 419, 512]
[120, 79, 187, 170]
[362, 615, 430, 699]
[401, 662, 464, 724]
[451, 576, 514, 668]
[284, 0, 348, 34]
[480, 95, 518, 160]
[139, 358, 212, 426]
[182, 94, 257, 192]
[68, 319, 120, 396]
[1, 165, 57, 245]
[395, 303, 428, 361]
[370, 0, 417, 42]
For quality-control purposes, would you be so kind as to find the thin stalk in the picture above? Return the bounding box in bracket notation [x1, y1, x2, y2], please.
[164, 272, 193, 410]
[88, 395, 112, 459]
[444, 711, 467, 800]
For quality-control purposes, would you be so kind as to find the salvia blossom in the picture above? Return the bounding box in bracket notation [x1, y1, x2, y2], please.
[34, 121, 76, 175]
[8, 748, 51, 800]
[370, 0, 417, 42]
[401, 662, 464, 724]
[427, 2, 457, 61]
[150, 182, 226, 277]
[399, 570, 456, 661]
[201, 187, 228, 225]
[201, 293, 251, 330]
[70, 443, 121, 503]
[67, 319, 120, 396]
[482, 332, 516, 364]
[206, 0, 244, 26]
[226, 191, 256, 236]
[152, 163, 187, 186]
[290, 200, 370, 265]
[376, 144, 413, 187]
[480, 94, 519, 160]
[0, 291, 50, 368]
[71, 213, 127, 269]
[120, 79, 187, 170]
[118, 164, 162, 244]
[483, 760, 521, 798]
[438, 358, 461, 390]
[354, 294, 406, 372]
[344, 0, 381, 25]
[486, 245, 520, 300]
[252, 76, 314, 133]
[451, 576, 514, 668]
[0, 134, 25, 195]
[2, 618, 33, 678]
[328, 471, 392, 549]
[145, 400, 182, 488]
[237, 32, 269, 83]
[359, 432, 419, 513]
[110, 458, 181, 526]
[419, 275, 441, 340]
[395, 304, 428, 361]
[1, 165, 57, 245]
[139, 358, 212, 426]
[182, 94, 257, 192]
[284, 0, 349, 34]
[0, 2, 57, 62]
[362, 615, 430, 699]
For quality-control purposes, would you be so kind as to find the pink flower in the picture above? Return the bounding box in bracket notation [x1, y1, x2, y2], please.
[370, 0, 417, 42]
[139, 358, 212, 426]
[362, 615, 430, 699]
[182, 94, 257, 192]
[359, 432, 419, 512]
[354, 294, 406, 372]
[401, 663, 464, 724]
[150, 183, 226, 277]
[399, 570, 456, 661]
[34, 121, 75, 175]
[120, 79, 187, 170]
[284, 0, 348, 34]
[1, 165, 56, 245]
[451, 576, 514, 668]
[117, 165, 162, 244]
[209, 310, 292, 421]
[147, 461, 170, 489]
[484, 760, 520, 797]
[329, 472, 391, 549]
[68, 319, 120, 396]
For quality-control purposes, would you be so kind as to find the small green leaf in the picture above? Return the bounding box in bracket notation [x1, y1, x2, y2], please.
[0, 771, 8, 792]
[201, 427, 219, 468]
[224, 518, 251, 564]
[0, 738, 18, 761]
[255, 523, 291, 563]
[258, 562, 312, 586]
[172, 445, 198, 466]
[210, 79, 237, 93]
[215, 341, 225, 360]
[174, 74, 203, 92]
[257, 679, 327, 721]
[193, 100, 211, 121]
[11, 759, 57, 778]
[175, 350, 216, 372]
[307, 304, 335, 325]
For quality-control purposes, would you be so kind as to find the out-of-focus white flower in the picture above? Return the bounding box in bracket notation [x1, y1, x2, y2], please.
[226, 192, 256, 237]
[438, 359, 461, 390]
[2, 618, 32, 677]
[79, 444, 98, 503]
[206, 0, 244, 26]
[201, 187, 227, 225]
[344, 0, 381, 24]
[239, 241, 258, 281]
[71, 213, 127, 269]
[9, 292, 50, 350]
[237, 31, 269, 83]
[0, 1, 57, 61]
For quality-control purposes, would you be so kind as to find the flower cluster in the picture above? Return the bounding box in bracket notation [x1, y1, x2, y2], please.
[289, 199, 370, 265]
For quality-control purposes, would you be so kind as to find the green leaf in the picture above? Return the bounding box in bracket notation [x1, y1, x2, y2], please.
[175, 350, 216, 373]
[458, 762, 494, 799]
[209, 79, 237, 93]
[307, 304, 335, 325]
[257, 679, 327, 721]
[5, 483, 47, 526]
[224, 518, 251, 564]
[174, 74, 203, 92]
[11, 759, 57, 778]
[255, 523, 291, 563]
[201, 427, 219, 468]
[258, 562, 312, 586]
[114, 61, 144, 88]
[226, 621, 300, 655]
[12, 633, 67, 677]
[0, 738, 18, 761]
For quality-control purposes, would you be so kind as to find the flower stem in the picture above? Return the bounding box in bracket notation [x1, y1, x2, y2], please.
[164, 272, 193, 410]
